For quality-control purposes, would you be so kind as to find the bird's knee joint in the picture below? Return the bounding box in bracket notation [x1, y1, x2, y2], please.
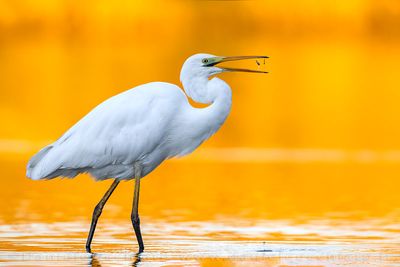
[131, 214, 140, 225]
[93, 204, 103, 217]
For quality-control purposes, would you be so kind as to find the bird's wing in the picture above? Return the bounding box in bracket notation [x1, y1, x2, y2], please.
[27, 82, 187, 180]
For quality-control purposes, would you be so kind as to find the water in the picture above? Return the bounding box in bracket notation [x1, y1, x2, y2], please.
[1, 155, 400, 266]
[0, 219, 399, 266]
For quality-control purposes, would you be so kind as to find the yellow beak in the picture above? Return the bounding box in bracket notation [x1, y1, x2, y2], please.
[204, 55, 269, 74]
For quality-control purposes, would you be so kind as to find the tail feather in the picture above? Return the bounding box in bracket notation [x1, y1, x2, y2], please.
[27, 143, 85, 180]
[27, 145, 57, 180]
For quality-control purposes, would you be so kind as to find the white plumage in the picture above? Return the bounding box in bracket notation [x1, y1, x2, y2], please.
[26, 53, 267, 252]
[27, 54, 233, 181]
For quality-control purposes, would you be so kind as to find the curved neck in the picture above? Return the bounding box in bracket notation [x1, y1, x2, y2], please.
[181, 76, 213, 104]
[203, 78, 232, 130]
[182, 76, 232, 141]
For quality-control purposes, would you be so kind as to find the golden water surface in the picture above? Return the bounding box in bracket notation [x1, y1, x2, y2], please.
[1, 1, 400, 266]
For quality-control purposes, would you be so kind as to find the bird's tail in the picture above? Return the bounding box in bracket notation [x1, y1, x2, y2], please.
[26, 145, 55, 180]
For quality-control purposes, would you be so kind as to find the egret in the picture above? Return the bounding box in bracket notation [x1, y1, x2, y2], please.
[26, 53, 268, 253]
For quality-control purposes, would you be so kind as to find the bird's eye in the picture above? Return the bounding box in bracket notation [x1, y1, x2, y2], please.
[202, 58, 209, 64]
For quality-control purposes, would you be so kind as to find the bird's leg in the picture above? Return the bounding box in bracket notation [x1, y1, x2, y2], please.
[86, 179, 120, 253]
[131, 165, 144, 252]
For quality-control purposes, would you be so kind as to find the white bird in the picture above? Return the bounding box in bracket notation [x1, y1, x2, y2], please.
[26, 53, 268, 253]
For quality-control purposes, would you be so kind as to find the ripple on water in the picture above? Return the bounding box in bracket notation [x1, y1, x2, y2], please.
[0, 218, 399, 266]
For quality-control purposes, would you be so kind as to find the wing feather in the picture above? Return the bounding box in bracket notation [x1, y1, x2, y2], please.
[27, 82, 186, 180]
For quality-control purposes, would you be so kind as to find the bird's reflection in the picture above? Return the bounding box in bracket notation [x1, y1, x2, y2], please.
[132, 252, 142, 267]
[89, 253, 101, 267]
[88, 252, 142, 267]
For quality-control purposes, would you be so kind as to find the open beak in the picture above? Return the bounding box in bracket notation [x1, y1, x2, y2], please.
[204, 55, 269, 74]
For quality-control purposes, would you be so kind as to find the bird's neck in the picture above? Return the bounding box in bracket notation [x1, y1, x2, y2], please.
[182, 76, 232, 140]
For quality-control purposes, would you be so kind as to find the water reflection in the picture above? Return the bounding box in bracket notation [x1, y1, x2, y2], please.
[1, 242, 399, 267]
[89, 254, 101, 267]
[0, 218, 399, 266]
[131, 253, 141, 267]
[89, 252, 141, 267]
[1, 157, 400, 265]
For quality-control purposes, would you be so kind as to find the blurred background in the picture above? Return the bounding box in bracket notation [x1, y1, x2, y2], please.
[1, 0, 400, 257]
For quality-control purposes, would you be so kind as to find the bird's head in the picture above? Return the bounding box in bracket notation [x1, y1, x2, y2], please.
[180, 53, 268, 104]
[180, 53, 268, 81]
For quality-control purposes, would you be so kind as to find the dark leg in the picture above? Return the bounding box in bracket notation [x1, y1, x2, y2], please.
[131, 167, 144, 252]
[86, 180, 120, 253]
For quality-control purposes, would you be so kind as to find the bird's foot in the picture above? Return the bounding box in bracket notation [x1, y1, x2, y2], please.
[138, 245, 144, 253]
